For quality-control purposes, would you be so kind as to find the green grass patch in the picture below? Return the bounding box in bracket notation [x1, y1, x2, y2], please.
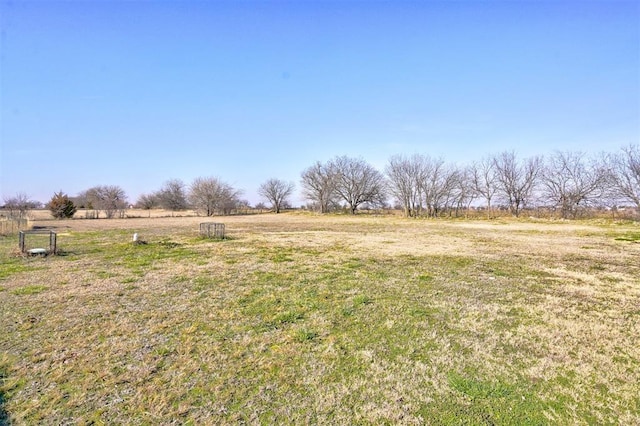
[192, 275, 222, 291]
[11, 285, 48, 295]
[352, 294, 372, 306]
[273, 310, 304, 325]
[449, 372, 514, 399]
[418, 273, 434, 282]
[614, 232, 640, 242]
[293, 328, 318, 343]
[93, 269, 118, 279]
[271, 252, 294, 263]
[0, 260, 40, 280]
[442, 372, 548, 424]
[0, 356, 18, 426]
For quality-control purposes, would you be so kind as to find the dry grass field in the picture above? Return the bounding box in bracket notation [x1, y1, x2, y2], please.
[1, 212, 639, 424]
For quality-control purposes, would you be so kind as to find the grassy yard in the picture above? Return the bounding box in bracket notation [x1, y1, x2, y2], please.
[1, 213, 639, 424]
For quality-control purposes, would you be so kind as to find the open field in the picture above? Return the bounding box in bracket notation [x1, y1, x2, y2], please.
[1, 213, 639, 424]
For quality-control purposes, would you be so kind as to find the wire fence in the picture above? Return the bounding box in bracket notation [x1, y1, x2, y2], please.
[0, 217, 29, 236]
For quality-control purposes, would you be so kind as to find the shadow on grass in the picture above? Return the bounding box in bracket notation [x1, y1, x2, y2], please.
[0, 400, 8, 426]
[0, 376, 9, 426]
[0, 358, 13, 426]
[32, 225, 71, 230]
[53, 249, 76, 257]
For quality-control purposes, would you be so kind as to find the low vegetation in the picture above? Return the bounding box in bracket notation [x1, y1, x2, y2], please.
[1, 214, 639, 424]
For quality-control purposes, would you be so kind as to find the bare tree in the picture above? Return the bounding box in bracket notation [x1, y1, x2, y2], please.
[608, 144, 640, 212]
[470, 157, 498, 218]
[2, 192, 40, 219]
[386, 154, 468, 217]
[157, 179, 189, 214]
[189, 177, 241, 216]
[386, 155, 422, 217]
[258, 178, 295, 213]
[85, 185, 128, 219]
[330, 156, 387, 214]
[236, 199, 252, 215]
[493, 151, 541, 217]
[300, 161, 340, 213]
[72, 191, 90, 209]
[451, 166, 477, 217]
[541, 151, 608, 218]
[136, 193, 159, 217]
[415, 156, 461, 218]
[221, 196, 242, 215]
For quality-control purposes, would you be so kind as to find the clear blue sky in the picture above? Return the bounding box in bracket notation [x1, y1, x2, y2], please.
[1, 0, 638, 205]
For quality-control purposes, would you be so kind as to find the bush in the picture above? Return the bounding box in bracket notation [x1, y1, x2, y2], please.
[47, 191, 77, 219]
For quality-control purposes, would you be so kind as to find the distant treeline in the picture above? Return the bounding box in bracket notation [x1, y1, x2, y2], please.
[2, 145, 639, 220]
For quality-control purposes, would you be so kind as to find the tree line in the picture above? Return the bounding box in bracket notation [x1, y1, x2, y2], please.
[301, 146, 639, 219]
[2, 145, 639, 220]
